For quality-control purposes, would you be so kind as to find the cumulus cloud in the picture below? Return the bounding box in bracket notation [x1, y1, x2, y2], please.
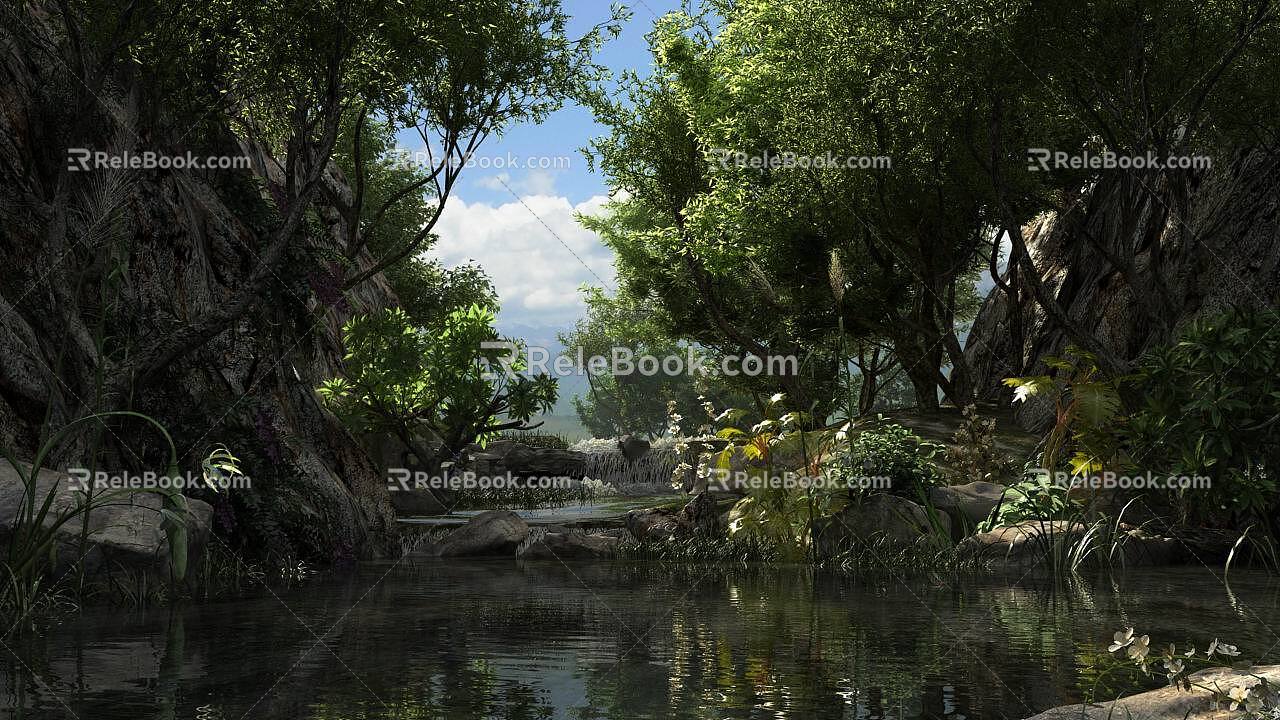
[428, 192, 616, 331]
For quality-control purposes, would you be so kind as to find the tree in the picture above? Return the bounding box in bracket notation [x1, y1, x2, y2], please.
[319, 306, 557, 480]
[41, 0, 621, 406]
[581, 5, 989, 412]
[559, 287, 747, 438]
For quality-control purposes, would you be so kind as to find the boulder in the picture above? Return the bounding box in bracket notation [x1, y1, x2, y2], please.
[0, 462, 213, 578]
[429, 510, 529, 557]
[957, 520, 1182, 568]
[625, 507, 693, 542]
[964, 151, 1280, 429]
[1022, 665, 1280, 720]
[928, 481, 1008, 537]
[518, 532, 622, 560]
[957, 520, 1086, 567]
[812, 494, 951, 557]
[617, 435, 651, 462]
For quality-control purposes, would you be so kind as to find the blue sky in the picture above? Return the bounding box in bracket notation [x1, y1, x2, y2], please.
[399, 0, 684, 348]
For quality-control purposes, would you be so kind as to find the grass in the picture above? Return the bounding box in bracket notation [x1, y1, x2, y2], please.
[491, 430, 573, 450]
[615, 534, 785, 564]
[447, 477, 616, 510]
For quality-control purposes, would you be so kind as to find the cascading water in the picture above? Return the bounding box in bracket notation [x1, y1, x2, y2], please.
[570, 438, 682, 492]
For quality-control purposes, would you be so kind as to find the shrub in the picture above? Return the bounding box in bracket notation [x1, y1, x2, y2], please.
[825, 420, 943, 495]
[1127, 308, 1280, 524]
[943, 405, 1015, 483]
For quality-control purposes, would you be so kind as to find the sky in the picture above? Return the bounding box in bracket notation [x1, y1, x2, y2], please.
[394, 1, 1009, 423]
[400, 0, 684, 350]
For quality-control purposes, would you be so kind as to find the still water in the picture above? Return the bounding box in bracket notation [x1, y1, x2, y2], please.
[2, 560, 1277, 719]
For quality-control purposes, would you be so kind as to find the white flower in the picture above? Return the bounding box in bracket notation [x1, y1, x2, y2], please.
[1206, 638, 1240, 658]
[1126, 635, 1151, 661]
[768, 392, 786, 405]
[1227, 685, 1253, 712]
[1162, 657, 1184, 680]
[1109, 628, 1135, 653]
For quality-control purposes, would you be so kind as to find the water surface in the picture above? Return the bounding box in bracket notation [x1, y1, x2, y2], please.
[2, 560, 1277, 719]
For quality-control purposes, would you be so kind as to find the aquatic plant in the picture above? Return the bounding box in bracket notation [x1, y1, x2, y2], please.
[1, 412, 194, 625]
[1095, 626, 1277, 716]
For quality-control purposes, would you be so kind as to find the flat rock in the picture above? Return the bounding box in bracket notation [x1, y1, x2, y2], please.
[1023, 665, 1280, 719]
[625, 507, 692, 542]
[958, 520, 1182, 568]
[0, 462, 213, 578]
[518, 532, 621, 560]
[929, 481, 1008, 538]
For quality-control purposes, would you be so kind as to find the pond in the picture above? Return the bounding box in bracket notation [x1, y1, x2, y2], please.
[2, 560, 1277, 719]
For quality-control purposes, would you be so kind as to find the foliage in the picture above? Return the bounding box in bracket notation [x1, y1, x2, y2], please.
[559, 287, 745, 438]
[451, 478, 614, 511]
[700, 400, 941, 559]
[493, 431, 571, 451]
[697, 395, 837, 559]
[580, 1, 997, 411]
[1127, 309, 1280, 523]
[1004, 347, 1129, 476]
[319, 306, 558, 468]
[614, 534, 783, 565]
[981, 470, 1078, 531]
[332, 117, 500, 328]
[0, 413, 228, 625]
[943, 405, 1016, 484]
[828, 421, 944, 496]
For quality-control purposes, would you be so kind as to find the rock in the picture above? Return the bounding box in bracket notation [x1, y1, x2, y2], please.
[430, 510, 529, 557]
[0, 462, 213, 578]
[812, 494, 951, 557]
[1022, 665, 1280, 720]
[964, 151, 1280, 429]
[466, 442, 586, 479]
[928, 481, 1008, 537]
[617, 435, 651, 461]
[957, 520, 1183, 568]
[957, 520, 1086, 567]
[625, 507, 693, 542]
[681, 492, 723, 535]
[518, 532, 622, 559]
[0, 5, 399, 563]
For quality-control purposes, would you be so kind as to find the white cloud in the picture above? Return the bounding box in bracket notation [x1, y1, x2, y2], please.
[429, 192, 616, 332]
[474, 169, 559, 196]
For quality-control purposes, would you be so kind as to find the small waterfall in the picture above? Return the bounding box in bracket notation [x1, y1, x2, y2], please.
[570, 438, 682, 491]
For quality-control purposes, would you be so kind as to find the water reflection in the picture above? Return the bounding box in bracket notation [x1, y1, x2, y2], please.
[1, 561, 1277, 719]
